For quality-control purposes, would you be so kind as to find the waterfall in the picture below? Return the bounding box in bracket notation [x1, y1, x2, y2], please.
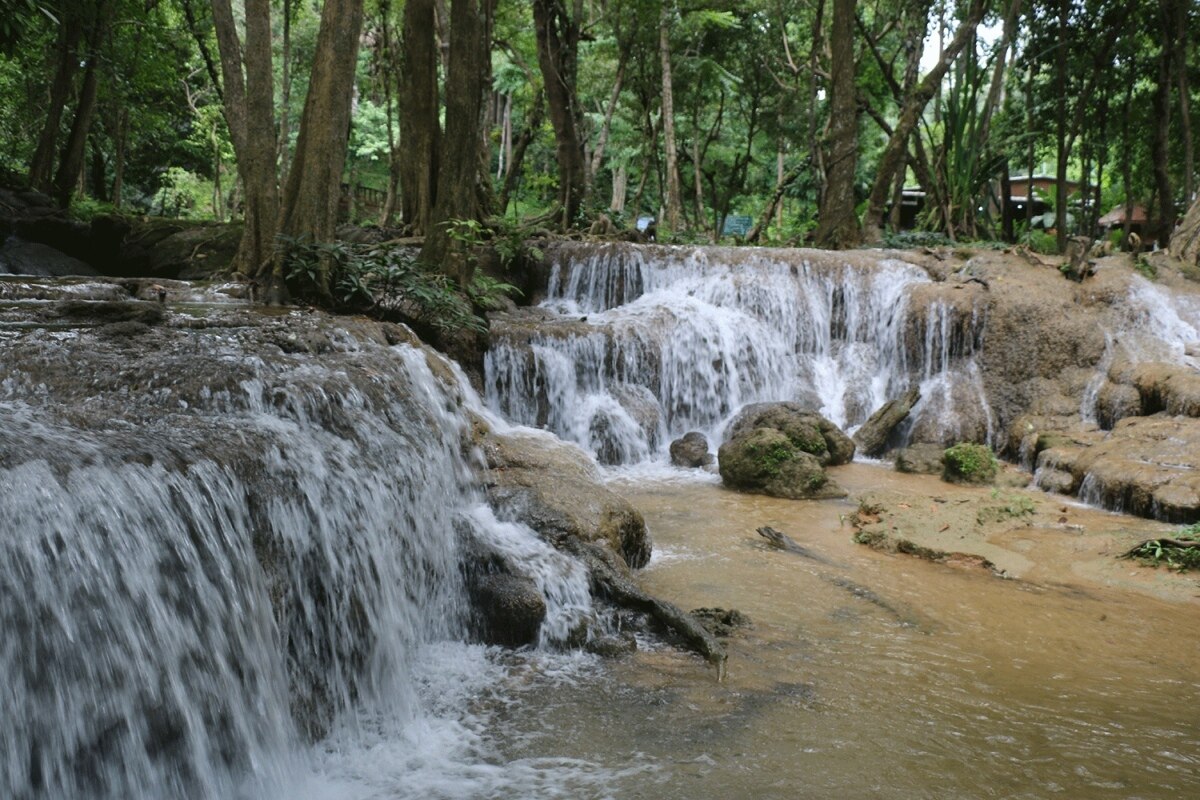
[486, 244, 990, 464]
[0, 307, 597, 799]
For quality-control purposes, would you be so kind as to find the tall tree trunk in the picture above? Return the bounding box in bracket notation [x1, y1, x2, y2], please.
[28, 15, 83, 193]
[420, 0, 495, 285]
[589, 52, 627, 184]
[211, 0, 280, 287]
[278, 0, 295, 185]
[1151, 0, 1176, 247]
[659, 2, 684, 234]
[533, 0, 587, 228]
[814, 0, 861, 249]
[53, 0, 113, 209]
[861, 0, 986, 241]
[1053, 0, 1069, 253]
[399, 0, 440, 235]
[278, 0, 365, 298]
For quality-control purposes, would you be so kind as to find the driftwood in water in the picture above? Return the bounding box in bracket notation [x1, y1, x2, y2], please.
[562, 538, 727, 677]
[757, 526, 842, 567]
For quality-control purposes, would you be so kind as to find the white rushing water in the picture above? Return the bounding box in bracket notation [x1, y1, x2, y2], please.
[486, 244, 993, 464]
[0, 324, 603, 799]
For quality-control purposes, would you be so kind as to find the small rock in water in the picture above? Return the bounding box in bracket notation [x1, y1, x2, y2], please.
[669, 431, 713, 468]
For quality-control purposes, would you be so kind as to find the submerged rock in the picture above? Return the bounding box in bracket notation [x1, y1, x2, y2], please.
[669, 431, 713, 468]
[854, 387, 921, 457]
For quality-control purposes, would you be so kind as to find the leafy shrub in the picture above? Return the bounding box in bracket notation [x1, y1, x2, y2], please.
[280, 237, 517, 334]
[942, 442, 998, 484]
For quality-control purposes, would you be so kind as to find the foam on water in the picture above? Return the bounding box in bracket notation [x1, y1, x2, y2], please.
[0, 325, 611, 798]
[487, 244, 993, 463]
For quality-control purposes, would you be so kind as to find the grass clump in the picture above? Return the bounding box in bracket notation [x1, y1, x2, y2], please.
[942, 443, 998, 485]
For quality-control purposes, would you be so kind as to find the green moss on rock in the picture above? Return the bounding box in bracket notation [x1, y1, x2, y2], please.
[942, 442, 998, 485]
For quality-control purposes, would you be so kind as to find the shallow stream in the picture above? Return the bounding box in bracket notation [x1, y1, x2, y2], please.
[488, 465, 1200, 799]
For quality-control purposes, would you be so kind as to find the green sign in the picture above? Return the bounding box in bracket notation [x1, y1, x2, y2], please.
[722, 215, 753, 237]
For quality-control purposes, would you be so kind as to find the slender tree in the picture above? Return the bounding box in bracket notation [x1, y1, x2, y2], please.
[533, 0, 587, 228]
[814, 0, 861, 248]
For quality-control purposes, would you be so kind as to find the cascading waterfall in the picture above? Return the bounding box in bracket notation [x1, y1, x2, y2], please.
[0, 304, 599, 799]
[486, 244, 990, 464]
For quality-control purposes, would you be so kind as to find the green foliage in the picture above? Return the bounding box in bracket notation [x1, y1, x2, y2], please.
[1134, 256, 1157, 281]
[1124, 524, 1200, 572]
[279, 236, 507, 334]
[747, 439, 796, 479]
[942, 443, 998, 484]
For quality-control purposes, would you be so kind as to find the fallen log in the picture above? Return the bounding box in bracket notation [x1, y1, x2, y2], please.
[756, 525, 842, 567]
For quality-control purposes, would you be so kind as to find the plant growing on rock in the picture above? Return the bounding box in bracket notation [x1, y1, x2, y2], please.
[1122, 524, 1200, 572]
[942, 442, 998, 484]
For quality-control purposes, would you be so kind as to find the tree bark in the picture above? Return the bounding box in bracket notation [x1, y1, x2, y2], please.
[53, 0, 114, 208]
[861, 0, 986, 242]
[399, 0, 440, 235]
[589, 53, 627, 185]
[420, 0, 495, 285]
[277, 0, 365, 299]
[28, 15, 83, 193]
[814, 0, 861, 249]
[1170, 195, 1200, 265]
[211, 0, 280, 286]
[1151, 0, 1175, 247]
[533, 0, 587, 228]
[1053, 0, 1069, 253]
[659, 3, 684, 234]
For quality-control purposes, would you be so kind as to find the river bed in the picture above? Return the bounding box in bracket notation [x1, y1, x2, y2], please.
[490, 464, 1200, 799]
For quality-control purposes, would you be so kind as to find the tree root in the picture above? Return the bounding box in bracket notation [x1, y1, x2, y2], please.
[561, 538, 727, 679]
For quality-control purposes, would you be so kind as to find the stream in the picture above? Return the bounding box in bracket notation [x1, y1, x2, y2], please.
[491, 465, 1200, 799]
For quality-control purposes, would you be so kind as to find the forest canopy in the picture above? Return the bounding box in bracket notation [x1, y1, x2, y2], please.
[1, 0, 1196, 284]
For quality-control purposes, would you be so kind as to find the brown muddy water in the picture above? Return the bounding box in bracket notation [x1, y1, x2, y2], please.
[498, 464, 1200, 799]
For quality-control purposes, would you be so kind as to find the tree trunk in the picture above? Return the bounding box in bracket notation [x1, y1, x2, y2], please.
[533, 0, 587, 228]
[814, 0, 861, 249]
[589, 53, 626, 185]
[53, 0, 112, 210]
[861, 0, 986, 242]
[211, 0, 280, 286]
[1170, 195, 1200, 264]
[28, 15, 83, 193]
[278, 0, 295, 185]
[659, 3, 684, 234]
[420, 0, 495, 285]
[1053, 0, 1069, 254]
[1151, 0, 1175, 247]
[277, 0, 365, 298]
[399, 0, 440, 235]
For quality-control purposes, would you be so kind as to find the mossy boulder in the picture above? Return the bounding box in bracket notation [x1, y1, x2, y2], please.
[718, 427, 847, 500]
[942, 442, 998, 484]
[726, 402, 855, 466]
[894, 443, 945, 475]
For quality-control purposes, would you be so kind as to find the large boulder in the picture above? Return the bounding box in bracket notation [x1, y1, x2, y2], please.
[726, 402, 855, 466]
[718, 427, 847, 500]
[669, 431, 713, 468]
[476, 425, 652, 568]
[854, 388, 921, 456]
[0, 236, 99, 277]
